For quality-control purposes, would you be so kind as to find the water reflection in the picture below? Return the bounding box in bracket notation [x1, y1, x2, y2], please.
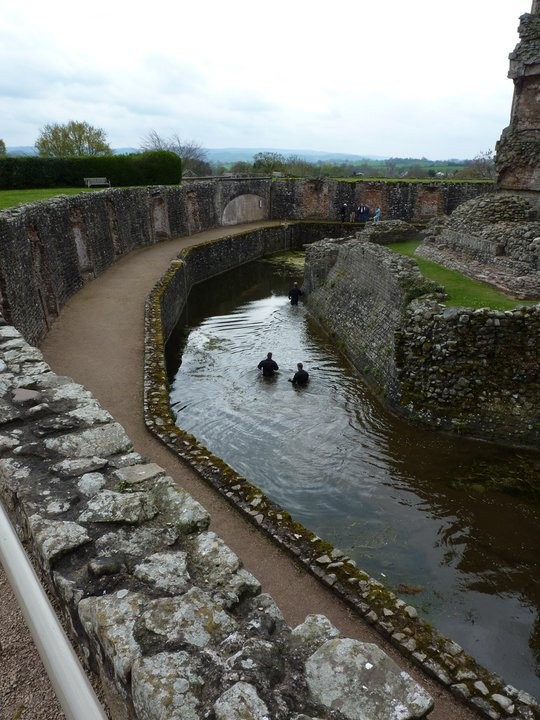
[166, 254, 540, 698]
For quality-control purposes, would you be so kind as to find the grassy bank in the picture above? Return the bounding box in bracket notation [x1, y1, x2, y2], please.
[388, 240, 539, 310]
[0, 188, 99, 211]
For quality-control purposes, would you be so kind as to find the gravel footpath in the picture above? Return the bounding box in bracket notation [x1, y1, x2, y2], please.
[0, 561, 66, 719]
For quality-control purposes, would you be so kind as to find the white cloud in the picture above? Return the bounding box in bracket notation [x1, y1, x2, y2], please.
[0, 0, 529, 158]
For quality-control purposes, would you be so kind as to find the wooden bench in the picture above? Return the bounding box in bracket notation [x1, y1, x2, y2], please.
[83, 177, 111, 188]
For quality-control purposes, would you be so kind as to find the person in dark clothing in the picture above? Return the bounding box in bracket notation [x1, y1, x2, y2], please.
[289, 362, 309, 386]
[340, 203, 348, 222]
[288, 282, 303, 305]
[258, 352, 279, 377]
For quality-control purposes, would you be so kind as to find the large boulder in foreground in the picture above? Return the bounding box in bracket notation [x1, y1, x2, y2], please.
[305, 638, 434, 720]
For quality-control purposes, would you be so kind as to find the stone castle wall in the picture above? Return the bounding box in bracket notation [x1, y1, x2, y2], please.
[0, 180, 490, 346]
[396, 301, 540, 443]
[270, 178, 492, 223]
[303, 238, 440, 401]
[303, 236, 540, 447]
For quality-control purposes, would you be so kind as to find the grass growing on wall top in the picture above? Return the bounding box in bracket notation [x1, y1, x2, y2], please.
[334, 177, 493, 184]
[388, 240, 539, 310]
[0, 187, 102, 210]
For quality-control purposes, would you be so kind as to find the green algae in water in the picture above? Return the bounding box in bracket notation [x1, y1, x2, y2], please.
[449, 454, 540, 501]
[262, 250, 306, 271]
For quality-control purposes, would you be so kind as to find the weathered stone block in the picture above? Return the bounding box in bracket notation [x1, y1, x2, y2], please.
[305, 638, 433, 720]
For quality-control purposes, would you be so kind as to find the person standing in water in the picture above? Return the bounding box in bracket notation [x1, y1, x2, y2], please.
[288, 282, 303, 305]
[289, 362, 309, 386]
[258, 352, 279, 377]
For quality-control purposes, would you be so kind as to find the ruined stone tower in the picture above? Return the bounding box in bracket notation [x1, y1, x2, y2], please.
[495, 1, 540, 210]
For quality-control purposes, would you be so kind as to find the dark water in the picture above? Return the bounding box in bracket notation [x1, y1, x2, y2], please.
[167, 253, 540, 699]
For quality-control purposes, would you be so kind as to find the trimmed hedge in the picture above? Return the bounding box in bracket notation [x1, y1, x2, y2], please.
[0, 151, 182, 189]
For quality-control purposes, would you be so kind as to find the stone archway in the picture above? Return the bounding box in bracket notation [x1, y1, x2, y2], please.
[222, 193, 266, 225]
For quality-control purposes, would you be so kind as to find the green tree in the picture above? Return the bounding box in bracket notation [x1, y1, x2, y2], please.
[213, 164, 229, 176]
[0, 139, 6, 156]
[140, 130, 211, 175]
[384, 159, 398, 178]
[454, 151, 495, 180]
[470, 150, 495, 180]
[230, 161, 253, 175]
[253, 152, 285, 174]
[35, 121, 112, 156]
[283, 155, 314, 177]
[318, 162, 341, 177]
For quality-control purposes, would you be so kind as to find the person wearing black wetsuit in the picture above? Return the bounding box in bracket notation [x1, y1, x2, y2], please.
[288, 282, 303, 305]
[258, 352, 279, 377]
[290, 362, 309, 386]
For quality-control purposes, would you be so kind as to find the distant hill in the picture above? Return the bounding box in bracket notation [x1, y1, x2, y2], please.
[6, 146, 37, 156]
[5, 146, 385, 162]
[204, 147, 387, 163]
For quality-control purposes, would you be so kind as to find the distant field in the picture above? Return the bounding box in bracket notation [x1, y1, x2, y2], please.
[388, 240, 539, 310]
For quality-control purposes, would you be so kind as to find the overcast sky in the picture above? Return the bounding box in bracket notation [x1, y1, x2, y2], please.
[1, 0, 530, 160]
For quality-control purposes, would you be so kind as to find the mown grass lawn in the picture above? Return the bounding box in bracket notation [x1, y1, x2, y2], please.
[388, 239, 539, 310]
[0, 187, 101, 211]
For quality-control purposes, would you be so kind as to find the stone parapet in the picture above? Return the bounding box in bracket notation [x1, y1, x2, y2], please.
[270, 178, 493, 224]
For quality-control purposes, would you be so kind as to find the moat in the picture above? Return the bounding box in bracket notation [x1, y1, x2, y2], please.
[166, 252, 540, 699]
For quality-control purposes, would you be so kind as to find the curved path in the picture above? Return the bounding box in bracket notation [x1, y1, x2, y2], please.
[30, 223, 481, 718]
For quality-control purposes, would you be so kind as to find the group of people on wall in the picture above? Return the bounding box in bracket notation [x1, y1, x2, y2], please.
[340, 203, 381, 223]
[257, 282, 309, 386]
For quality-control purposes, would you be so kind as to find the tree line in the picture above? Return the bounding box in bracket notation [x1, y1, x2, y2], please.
[0, 121, 495, 180]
